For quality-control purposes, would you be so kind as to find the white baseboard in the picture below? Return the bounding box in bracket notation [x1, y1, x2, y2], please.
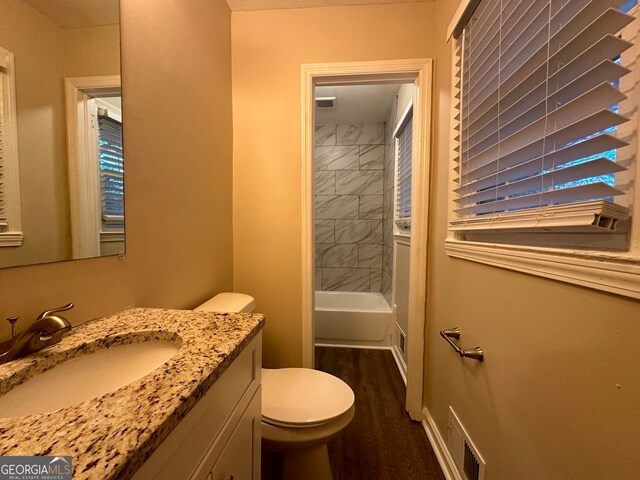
[390, 344, 407, 385]
[314, 343, 393, 350]
[422, 407, 463, 480]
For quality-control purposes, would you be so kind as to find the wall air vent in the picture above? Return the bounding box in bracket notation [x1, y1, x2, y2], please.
[448, 407, 486, 480]
[315, 97, 336, 109]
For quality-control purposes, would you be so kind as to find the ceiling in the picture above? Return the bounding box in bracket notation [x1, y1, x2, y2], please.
[226, 0, 427, 11]
[23, 0, 119, 28]
[315, 84, 403, 124]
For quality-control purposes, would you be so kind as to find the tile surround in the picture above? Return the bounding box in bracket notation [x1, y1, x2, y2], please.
[337, 123, 385, 146]
[315, 195, 359, 220]
[315, 219, 335, 244]
[315, 124, 336, 146]
[335, 219, 383, 244]
[335, 170, 383, 195]
[322, 267, 371, 292]
[315, 146, 359, 170]
[314, 123, 386, 292]
[359, 195, 383, 219]
[359, 145, 385, 170]
[359, 244, 383, 268]
[314, 170, 336, 195]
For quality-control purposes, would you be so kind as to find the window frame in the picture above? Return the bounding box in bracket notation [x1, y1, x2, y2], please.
[94, 97, 124, 243]
[394, 102, 414, 237]
[0, 46, 23, 247]
[445, 0, 640, 300]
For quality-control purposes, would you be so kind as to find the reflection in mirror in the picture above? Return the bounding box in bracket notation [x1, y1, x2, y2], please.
[0, 0, 122, 268]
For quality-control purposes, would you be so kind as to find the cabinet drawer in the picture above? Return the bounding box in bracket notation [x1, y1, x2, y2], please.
[132, 333, 262, 480]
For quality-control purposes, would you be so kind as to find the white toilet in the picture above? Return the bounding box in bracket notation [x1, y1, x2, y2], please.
[195, 293, 355, 480]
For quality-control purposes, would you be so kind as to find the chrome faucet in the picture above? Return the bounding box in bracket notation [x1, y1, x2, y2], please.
[0, 303, 74, 365]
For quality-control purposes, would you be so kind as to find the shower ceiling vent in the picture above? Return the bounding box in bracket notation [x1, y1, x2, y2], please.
[315, 97, 336, 109]
[448, 406, 486, 480]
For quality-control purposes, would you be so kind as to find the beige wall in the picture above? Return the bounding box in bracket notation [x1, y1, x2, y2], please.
[231, 1, 436, 367]
[425, 1, 640, 479]
[63, 24, 121, 78]
[0, 0, 233, 340]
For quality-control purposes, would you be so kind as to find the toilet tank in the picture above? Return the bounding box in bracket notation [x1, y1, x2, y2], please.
[195, 293, 256, 313]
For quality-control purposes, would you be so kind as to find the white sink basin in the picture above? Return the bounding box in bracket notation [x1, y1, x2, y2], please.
[0, 340, 180, 418]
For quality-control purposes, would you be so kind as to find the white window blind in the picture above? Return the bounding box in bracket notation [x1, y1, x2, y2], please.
[396, 111, 413, 230]
[97, 114, 124, 230]
[451, 0, 636, 235]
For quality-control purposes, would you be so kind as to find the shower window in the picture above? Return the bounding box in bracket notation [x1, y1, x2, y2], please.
[395, 104, 413, 233]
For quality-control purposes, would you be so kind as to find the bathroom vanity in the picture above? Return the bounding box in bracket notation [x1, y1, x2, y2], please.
[0, 308, 264, 480]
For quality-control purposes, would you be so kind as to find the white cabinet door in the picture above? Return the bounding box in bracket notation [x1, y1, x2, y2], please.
[209, 398, 259, 480]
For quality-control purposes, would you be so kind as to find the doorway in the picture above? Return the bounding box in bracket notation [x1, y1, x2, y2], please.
[301, 59, 434, 420]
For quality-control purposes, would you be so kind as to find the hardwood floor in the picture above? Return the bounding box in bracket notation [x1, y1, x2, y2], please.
[315, 347, 445, 480]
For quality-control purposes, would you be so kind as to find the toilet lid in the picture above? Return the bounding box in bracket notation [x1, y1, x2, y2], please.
[262, 368, 355, 427]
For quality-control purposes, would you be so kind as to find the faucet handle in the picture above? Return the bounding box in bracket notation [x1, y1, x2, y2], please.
[36, 303, 74, 321]
[6, 316, 19, 338]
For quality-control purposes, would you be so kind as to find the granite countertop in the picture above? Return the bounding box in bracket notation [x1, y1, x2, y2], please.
[0, 307, 264, 479]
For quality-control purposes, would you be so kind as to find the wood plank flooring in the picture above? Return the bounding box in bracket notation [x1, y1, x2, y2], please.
[315, 347, 445, 480]
[262, 347, 445, 479]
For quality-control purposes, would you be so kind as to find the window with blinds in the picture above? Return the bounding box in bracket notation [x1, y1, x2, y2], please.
[395, 109, 413, 231]
[0, 46, 22, 246]
[97, 114, 124, 231]
[450, 0, 637, 241]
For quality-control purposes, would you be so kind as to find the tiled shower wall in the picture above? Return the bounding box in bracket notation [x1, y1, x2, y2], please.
[314, 123, 385, 292]
[382, 100, 397, 304]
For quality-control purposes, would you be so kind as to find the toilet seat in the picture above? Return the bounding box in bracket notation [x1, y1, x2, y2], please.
[262, 368, 354, 428]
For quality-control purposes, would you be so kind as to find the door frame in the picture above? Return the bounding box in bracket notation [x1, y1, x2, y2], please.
[65, 75, 121, 259]
[300, 59, 434, 420]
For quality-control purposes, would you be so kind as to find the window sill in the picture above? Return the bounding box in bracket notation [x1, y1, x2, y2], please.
[394, 234, 411, 246]
[0, 232, 23, 247]
[100, 231, 125, 243]
[444, 238, 640, 300]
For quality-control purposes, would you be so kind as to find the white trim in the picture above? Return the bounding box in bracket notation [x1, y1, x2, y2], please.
[422, 407, 464, 480]
[392, 102, 413, 139]
[0, 46, 23, 247]
[0, 232, 24, 247]
[395, 234, 411, 246]
[100, 231, 125, 243]
[445, 238, 640, 299]
[301, 59, 433, 421]
[446, 0, 480, 40]
[94, 97, 122, 123]
[65, 76, 121, 259]
[391, 343, 407, 385]
[314, 343, 392, 350]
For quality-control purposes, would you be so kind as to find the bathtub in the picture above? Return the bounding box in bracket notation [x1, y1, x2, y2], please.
[315, 291, 393, 347]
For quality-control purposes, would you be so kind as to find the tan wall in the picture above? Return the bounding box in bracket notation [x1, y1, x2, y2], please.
[231, 2, 436, 367]
[425, 1, 640, 478]
[63, 24, 121, 78]
[0, 0, 233, 340]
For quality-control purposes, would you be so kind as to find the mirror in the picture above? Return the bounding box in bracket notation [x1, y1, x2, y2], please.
[0, 0, 123, 268]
